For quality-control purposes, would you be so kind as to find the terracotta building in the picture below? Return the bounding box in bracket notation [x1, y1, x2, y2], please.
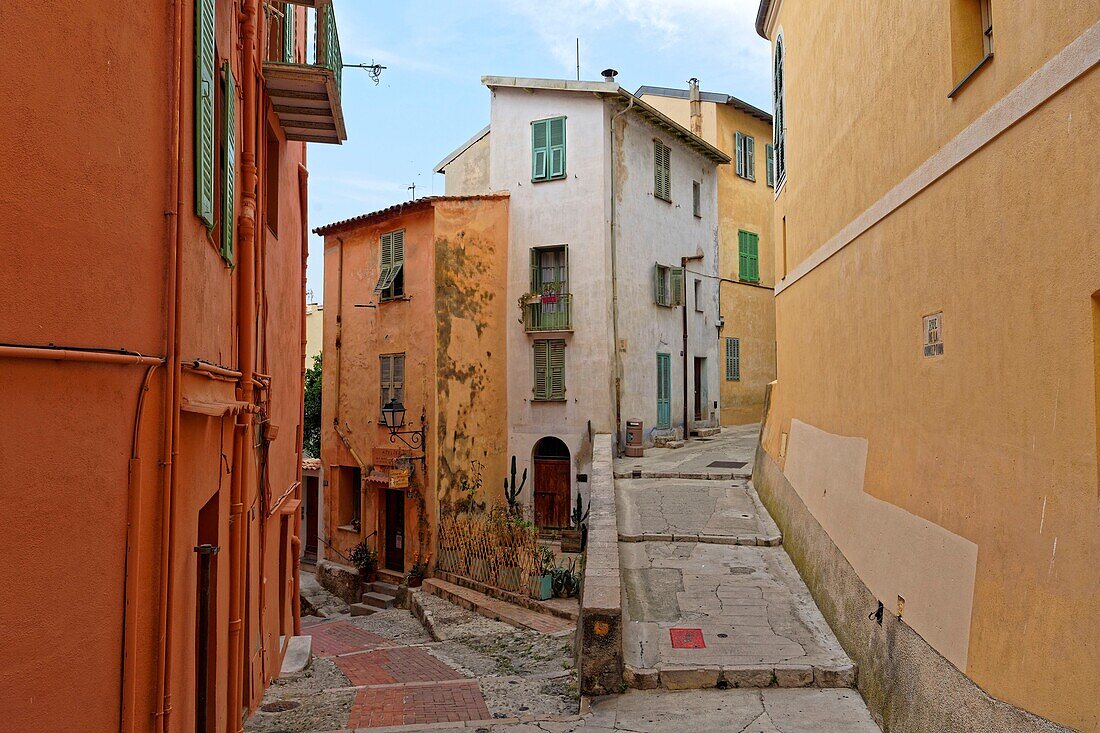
[316, 195, 510, 576]
[754, 1, 1098, 732]
[0, 1, 346, 731]
[638, 83, 777, 426]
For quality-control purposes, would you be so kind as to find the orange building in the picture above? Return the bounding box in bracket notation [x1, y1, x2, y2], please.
[0, 1, 346, 732]
[316, 196, 510, 579]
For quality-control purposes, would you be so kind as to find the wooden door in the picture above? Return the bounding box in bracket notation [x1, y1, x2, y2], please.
[384, 489, 404, 572]
[304, 477, 318, 562]
[534, 458, 571, 529]
[656, 353, 671, 428]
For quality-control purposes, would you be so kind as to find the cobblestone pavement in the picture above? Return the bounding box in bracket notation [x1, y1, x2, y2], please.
[614, 424, 760, 479]
[246, 580, 578, 732]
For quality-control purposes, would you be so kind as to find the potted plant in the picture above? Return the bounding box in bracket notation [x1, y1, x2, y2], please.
[551, 558, 581, 598]
[349, 540, 378, 584]
[406, 556, 430, 588]
[560, 490, 589, 553]
[530, 544, 556, 600]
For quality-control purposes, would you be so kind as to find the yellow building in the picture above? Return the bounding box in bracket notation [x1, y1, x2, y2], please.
[754, 2, 1099, 732]
[638, 83, 776, 425]
[305, 302, 323, 365]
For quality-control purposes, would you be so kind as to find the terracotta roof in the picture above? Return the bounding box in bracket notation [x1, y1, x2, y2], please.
[313, 194, 509, 236]
[634, 85, 772, 124]
[302, 457, 321, 470]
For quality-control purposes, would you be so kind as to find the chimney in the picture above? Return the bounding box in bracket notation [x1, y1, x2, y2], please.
[688, 77, 702, 137]
[601, 68, 618, 83]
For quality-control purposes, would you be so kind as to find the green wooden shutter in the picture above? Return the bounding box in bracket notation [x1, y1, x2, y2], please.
[738, 231, 749, 281]
[195, 0, 216, 229]
[670, 267, 684, 306]
[654, 264, 668, 306]
[548, 340, 566, 399]
[726, 337, 741, 381]
[393, 354, 405, 403]
[656, 353, 671, 428]
[735, 131, 744, 177]
[766, 143, 775, 187]
[533, 341, 549, 398]
[739, 231, 759, 282]
[220, 62, 236, 264]
[532, 120, 549, 180]
[374, 232, 392, 293]
[380, 354, 392, 409]
[548, 117, 566, 178]
[283, 3, 295, 62]
[745, 136, 755, 181]
[654, 140, 671, 200]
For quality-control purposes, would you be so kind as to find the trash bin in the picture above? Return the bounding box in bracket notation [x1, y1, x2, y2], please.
[625, 420, 644, 457]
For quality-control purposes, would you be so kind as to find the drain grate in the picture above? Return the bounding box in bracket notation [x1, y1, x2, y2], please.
[729, 567, 754, 575]
[707, 460, 747, 469]
[260, 701, 301, 714]
[670, 628, 706, 649]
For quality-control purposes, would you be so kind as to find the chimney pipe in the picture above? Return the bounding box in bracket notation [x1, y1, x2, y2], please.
[602, 68, 618, 83]
[688, 77, 702, 137]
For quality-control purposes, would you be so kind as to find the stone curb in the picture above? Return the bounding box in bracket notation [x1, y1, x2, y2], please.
[319, 711, 592, 732]
[434, 570, 579, 622]
[617, 532, 782, 546]
[622, 663, 857, 690]
[421, 579, 575, 635]
[613, 470, 753, 480]
[408, 590, 443, 642]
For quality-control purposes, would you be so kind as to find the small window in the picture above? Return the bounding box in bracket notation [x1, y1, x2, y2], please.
[692, 180, 701, 217]
[533, 339, 566, 401]
[694, 279, 703, 312]
[653, 140, 671, 201]
[773, 35, 786, 188]
[265, 122, 280, 234]
[654, 264, 684, 307]
[374, 229, 405, 300]
[725, 338, 741, 381]
[948, 0, 994, 97]
[338, 465, 361, 530]
[380, 353, 405, 412]
[735, 132, 755, 181]
[738, 230, 760, 283]
[765, 143, 775, 188]
[532, 117, 566, 181]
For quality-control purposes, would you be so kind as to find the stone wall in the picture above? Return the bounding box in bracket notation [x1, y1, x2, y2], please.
[316, 559, 362, 606]
[577, 433, 623, 695]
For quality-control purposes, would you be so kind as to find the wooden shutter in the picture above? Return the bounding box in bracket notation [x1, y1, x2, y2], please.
[745, 136, 755, 181]
[662, 143, 671, 199]
[656, 353, 671, 428]
[374, 232, 393, 293]
[766, 144, 774, 187]
[533, 341, 549, 399]
[726, 338, 740, 381]
[670, 267, 684, 306]
[220, 62, 236, 264]
[283, 3, 295, 63]
[393, 354, 405, 403]
[531, 119, 549, 180]
[654, 264, 668, 306]
[739, 231, 759, 282]
[654, 140, 671, 201]
[548, 117, 566, 178]
[735, 131, 744, 177]
[195, 0, 216, 228]
[738, 231, 749, 281]
[380, 355, 392, 409]
[548, 340, 565, 399]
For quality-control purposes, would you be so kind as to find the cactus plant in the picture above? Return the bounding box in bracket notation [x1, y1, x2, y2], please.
[570, 489, 590, 530]
[504, 455, 527, 515]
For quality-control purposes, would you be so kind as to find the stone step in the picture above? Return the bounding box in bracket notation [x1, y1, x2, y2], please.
[349, 602, 378, 617]
[376, 568, 406, 585]
[421, 578, 575, 635]
[371, 581, 401, 595]
[360, 591, 396, 609]
[690, 427, 721, 438]
[625, 662, 857, 690]
[278, 635, 313, 677]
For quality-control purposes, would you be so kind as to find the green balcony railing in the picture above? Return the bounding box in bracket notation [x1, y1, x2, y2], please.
[524, 294, 573, 332]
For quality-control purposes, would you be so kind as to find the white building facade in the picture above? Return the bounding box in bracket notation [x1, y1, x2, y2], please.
[437, 76, 728, 528]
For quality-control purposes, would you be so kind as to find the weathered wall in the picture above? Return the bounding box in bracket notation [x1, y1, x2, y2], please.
[433, 197, 510, 513]
[443, 132, 492, 196]
[305, 303, 323, 364]
[761, 3, 1100, 730]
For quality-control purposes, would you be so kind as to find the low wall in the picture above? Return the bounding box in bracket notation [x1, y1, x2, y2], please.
[752, 405, 1071, 732]
[316, 559, 362, 605]
[577, 433, 623, 696]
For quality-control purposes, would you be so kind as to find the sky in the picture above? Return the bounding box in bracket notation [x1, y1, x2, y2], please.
[305, 0, 771, 303]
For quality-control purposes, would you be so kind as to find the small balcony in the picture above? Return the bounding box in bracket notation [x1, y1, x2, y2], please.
[263, 0, 346, 144]
[523, 294, 573, 333]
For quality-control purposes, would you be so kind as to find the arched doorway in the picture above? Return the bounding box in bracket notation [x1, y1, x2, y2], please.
[533, 437, 571, 529]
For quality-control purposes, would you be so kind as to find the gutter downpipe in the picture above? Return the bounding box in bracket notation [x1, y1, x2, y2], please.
[154, 0, 187, 728]
[331, 236, 369, 518]
[228, 0, 260, 729]
[682, 254, 703, 440]
[609, 95, 633, 455]
[293, 163, 309, 636]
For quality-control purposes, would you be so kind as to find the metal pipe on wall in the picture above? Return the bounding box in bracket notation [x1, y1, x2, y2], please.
[294, 163, 309, 637]
[682, 254, 703, 440]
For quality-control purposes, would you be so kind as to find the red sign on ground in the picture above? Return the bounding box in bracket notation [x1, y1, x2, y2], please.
[669, 628, 706, 649]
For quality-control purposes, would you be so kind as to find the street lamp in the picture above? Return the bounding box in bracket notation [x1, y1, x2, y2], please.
[381, 397, 425, 457]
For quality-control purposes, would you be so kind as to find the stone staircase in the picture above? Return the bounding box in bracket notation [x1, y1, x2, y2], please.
[350, 570, 403, 616]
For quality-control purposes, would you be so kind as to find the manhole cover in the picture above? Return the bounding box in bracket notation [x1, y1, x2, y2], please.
[670, 628, 706, 649]
[260, 701, 301, 714]
[717, 633, 729, 638]
[707, 460, 747, 469]
[729, 567, 753, 575]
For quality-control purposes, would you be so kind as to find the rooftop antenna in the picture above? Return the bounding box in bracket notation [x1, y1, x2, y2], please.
[343, 60, 387, 85]
[576, 38, 580, 81]
[408, 182, 416, 200]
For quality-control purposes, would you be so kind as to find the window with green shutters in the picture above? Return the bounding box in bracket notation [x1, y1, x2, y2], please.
[738, 230, 759, 283]
[735, 131, 755, 181]
[531, 117, 566, 181]
[653, 264, 685, 307]
[373, 229, 406, 300]
[766, 143, 775, 188]
[283, 3, 295, 62]
[773, 35, 786, 188]
[656, 353, 671, 428]
[220, 62, 237, 264]
[380, 354, 405, 413]
[195, 0, 216, 229]
[725, 337, 741, 381]
[533, 339, 566, 401]
[653, 140, 671, 201]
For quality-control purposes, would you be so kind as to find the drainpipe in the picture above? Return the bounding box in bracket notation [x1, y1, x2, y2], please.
[293, 163, 309, 637]
[228, 0, 260, 729]
[609, 95, 633, 454]
[153, 0, 187, 727]
[682, 253, 703, 440]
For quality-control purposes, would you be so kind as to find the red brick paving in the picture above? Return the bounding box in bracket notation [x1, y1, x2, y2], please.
[335, 646, 468, 686]
[348, 681, 490, 728]
[308, 620, 390, 657]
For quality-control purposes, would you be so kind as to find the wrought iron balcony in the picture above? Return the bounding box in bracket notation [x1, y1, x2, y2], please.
[523, 294, 573, 332]
[263, 0, 346, 144]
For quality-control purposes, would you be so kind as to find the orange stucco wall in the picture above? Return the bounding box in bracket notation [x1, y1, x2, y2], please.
[0, 2, 310, 731]
[321, 196, 509, 573]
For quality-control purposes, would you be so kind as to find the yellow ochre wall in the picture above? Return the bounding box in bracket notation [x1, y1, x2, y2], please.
[760, 2, 1099, 730]
[641, 93, 777, 425]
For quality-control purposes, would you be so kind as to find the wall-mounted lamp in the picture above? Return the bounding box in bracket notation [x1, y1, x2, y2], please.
[381, 398, 426, 464]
